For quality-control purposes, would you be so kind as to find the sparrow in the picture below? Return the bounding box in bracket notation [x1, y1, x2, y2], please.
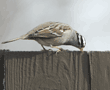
[2, 22, 86, 53]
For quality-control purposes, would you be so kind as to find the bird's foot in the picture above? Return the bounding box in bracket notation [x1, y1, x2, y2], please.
[80, 48, 83, 52]
[56, 48, 63, 55]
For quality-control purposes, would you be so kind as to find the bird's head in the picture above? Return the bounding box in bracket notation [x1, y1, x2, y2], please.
[76, 33, 86, 52]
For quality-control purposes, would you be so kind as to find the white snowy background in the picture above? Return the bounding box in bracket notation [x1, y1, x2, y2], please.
[0, 0, 110, 51]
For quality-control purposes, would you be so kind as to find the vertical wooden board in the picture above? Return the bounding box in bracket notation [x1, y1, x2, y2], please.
[5, 52, 18, 90]
[4, 51, 37, 90]
[73, 51, 90, 90]
[0, 50, 5, 90]
[89, 52, 110, 90]
[18, 55, 22, 90]
[22, 53, 27, 90]
[15, 52, 41, 90]
[4, 52, 8, 90]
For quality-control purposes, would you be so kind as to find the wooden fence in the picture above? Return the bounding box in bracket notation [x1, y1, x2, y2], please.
[0, 50, 110, 90]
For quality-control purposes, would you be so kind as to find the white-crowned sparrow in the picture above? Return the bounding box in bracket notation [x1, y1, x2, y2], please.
[2, 22, 86, 52]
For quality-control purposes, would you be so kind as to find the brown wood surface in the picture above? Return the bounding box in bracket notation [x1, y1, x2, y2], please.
[89, 51, 110, 90]
[4, 50, 110, 90]
[4, 50, 90, 90]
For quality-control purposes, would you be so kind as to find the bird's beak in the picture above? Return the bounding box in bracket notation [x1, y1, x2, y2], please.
[80, 48, 83, 52]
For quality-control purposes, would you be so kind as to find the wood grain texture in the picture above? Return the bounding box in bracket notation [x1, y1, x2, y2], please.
[4, 51, 90, 90]
[0, 50, 6, 90]
[89, 51, 110, 90]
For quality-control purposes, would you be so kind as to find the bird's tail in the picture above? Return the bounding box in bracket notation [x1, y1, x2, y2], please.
[1, 37, 22, 44]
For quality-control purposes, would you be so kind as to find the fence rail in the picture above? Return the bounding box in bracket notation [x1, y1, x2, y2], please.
[1, 50, 110, 90]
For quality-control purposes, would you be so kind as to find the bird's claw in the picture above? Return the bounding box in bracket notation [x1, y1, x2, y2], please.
[56, 48, 63, 55]
[80, 48, 83, 52]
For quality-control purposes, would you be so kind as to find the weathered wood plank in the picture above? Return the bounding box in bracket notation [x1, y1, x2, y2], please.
[89, 51, 110, 90]
[4, 51, 90, 90]
[0, 50, 6, 90]
[73, 51, 90, 90]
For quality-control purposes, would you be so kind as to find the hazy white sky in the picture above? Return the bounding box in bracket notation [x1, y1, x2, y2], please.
[0, 0, 110, 51]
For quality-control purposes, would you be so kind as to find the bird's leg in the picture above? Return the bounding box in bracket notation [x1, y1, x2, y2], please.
[41, 45, 46, 51]
[50, 45, 63, 55]
[55, 49, 63, 55]
[41, 45, 52, 51]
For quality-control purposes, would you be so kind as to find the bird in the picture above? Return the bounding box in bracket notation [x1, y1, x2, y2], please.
[1, 21, 86, 53]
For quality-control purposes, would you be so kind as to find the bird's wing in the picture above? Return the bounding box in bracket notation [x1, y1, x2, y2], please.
[25, 22, 72, 39]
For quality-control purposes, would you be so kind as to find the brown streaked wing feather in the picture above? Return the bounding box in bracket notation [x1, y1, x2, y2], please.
[25, 22, 72, 39]
[63, 25, 72, 30]
[26, 22, 54, 35]
[27, 22, 63, 38]
[58, 24, 72, 32]
[36, 22, 55, 31]
[35, 29, 61, 38]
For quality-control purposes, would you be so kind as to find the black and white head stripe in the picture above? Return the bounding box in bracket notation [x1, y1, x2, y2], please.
[76, 33, 80, 45]
[80, 35, 86, 47]
[76, 33, 86, 47]
[82, 36, 86, 47]
[79, 35, 81, 45]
